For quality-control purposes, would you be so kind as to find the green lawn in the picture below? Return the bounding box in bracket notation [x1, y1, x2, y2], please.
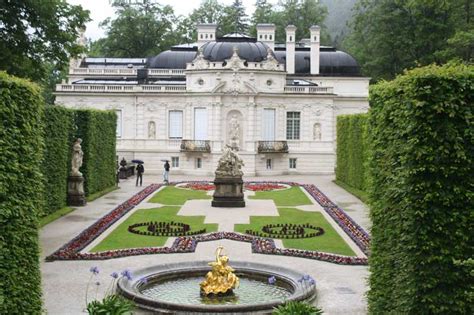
[248, 186, 312, 206]
[235, 208, 356, 256]
[91, 206, 217, 252]
[149, 186, 211, 205]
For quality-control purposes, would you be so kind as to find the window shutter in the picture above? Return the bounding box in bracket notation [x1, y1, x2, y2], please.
[262, 109, 276, 141]
[169, 111, 183, 138]
[194, 108, 208, 140]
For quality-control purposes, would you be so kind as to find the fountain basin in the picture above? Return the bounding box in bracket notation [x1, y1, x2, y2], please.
[117, 261, 317, 314]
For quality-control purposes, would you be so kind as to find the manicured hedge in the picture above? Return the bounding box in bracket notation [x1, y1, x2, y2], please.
[336, 114, 368, 192]
[75, 109, 117, 196]
[367, 63, 473, 314]
[0, 72, 43, 313]
[42, 106, 75, 215]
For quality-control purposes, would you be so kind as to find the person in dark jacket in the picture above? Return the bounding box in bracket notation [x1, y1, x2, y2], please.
[136, 163, 144, 186]
[163, 160, 170, 184]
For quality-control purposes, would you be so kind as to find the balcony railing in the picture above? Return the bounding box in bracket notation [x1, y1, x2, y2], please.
[257, 141, 289, 153]
[284, 86, 333, 94]
[69, 68, 185, 76]
[56, 84, 186, 93]
[180, 140, 211, 153]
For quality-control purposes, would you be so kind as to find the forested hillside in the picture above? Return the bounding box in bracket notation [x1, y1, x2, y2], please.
[320, 0, 357, 47]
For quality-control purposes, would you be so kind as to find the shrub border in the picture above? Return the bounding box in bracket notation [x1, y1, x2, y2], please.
[46, 181, 370, 265]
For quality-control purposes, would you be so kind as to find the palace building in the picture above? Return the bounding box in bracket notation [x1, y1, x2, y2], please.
[55, 24, 369, 175]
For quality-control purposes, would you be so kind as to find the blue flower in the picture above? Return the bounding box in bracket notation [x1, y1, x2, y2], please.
[298, 277, 304, 283]
[89, 266, 99, 275]
[303, 274, 310, 281]
[308, 278, 316, 286]
[140, 276, 148, 285]
[268, 276, 276, 285]
[110, 272, 119, 279]
[121, 269, 133, 280]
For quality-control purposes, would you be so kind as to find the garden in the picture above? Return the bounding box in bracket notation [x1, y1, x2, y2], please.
[47, 181, 368, 265]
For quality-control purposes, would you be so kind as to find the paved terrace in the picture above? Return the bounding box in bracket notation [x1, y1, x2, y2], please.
[40, 175, 370, 315]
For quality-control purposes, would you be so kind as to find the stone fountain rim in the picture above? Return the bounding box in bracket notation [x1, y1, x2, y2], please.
[117, 260, 317, 313]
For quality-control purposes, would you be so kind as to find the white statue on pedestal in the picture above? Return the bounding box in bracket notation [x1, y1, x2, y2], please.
[71, 138, 84, 176]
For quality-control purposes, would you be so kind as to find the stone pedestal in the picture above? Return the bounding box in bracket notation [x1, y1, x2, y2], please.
[212, 176, 245, 208]
[67, 175, 86, 206]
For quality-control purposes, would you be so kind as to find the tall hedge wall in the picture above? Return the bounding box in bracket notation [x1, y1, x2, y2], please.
[42, 106, 75, 215]
[75, 109, 117, 196]
[336, 114, 368, 191]
[0, 72, 43, 313]
[367, 63, 473, 314]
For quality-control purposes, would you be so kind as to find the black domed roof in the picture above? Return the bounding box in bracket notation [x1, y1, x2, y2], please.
[147, 50, 197, 69]
[274, 48, 361, 76]
[200, 34, 274, 62]
[147, 36, 361, 76]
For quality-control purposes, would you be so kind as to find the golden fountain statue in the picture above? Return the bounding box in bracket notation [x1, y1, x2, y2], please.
[200, 246, 239, 296]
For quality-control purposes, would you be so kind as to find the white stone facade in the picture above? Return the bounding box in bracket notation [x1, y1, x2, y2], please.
[56, 26, 369, 176]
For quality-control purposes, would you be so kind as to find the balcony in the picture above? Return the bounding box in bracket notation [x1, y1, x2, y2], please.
[257, 141, 289, 154]
[180, 140, 211, 153]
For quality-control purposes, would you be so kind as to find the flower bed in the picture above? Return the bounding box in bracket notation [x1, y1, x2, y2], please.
[46, 181, 370, 265]
[176, 182, 289, 191]
[178, 183, 215, 191]
[245, 183, 288, 191]
[302, 184, 371, 255]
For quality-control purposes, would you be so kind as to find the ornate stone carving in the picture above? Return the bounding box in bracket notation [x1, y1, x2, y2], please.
[215, 145, 244, 177]
[228, 114, 240, 150]
[313, 123, 322, 141]
[190, 47, 210, 70]
[148, 121, 156, 139]
[226, 47, 245, 71]
[261, 48, 281, 71]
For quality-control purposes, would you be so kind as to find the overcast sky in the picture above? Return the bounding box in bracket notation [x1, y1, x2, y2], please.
[67, 0, 278, 40]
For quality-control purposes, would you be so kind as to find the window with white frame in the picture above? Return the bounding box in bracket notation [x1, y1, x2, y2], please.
[289, 158, 297, 169]
[262, 108, 276, 141]
[169, 110, 183, 139]
[286, 111, 300, 140]
[266, 158, 272, 170]
[171, 157, 179, 168]
[116, 110, 122, 138]
[196, 157, 202, 169]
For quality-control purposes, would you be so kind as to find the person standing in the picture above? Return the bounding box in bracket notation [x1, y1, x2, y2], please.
[136, 163, 144, 186]
[163, 160, 170, 184]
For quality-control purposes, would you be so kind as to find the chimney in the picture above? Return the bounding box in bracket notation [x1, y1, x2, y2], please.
[196, 23, 217, 48]
[310, 25, 320, 75]
[256, 23, 276, 51]
[285, 25, 296, 74]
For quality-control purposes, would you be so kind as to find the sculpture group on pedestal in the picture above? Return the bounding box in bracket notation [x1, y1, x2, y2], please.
[212, 145, 245, 208]
[67, 138, 87, 206]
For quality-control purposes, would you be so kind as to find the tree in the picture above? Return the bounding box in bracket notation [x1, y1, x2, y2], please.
[175, 0, 226, 42]
[344, 0, 473, 81]
[249, 0, 281, 37]
[249, 0, 328, 43]
[220, 0, 249, 35]
[0, 0, 90, 82]
[91, 0, 177, 58]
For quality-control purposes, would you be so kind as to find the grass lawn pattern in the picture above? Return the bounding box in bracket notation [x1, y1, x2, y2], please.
[149, 186, 211, 205]
[235, 208, 356, 256]
[248, 186, 312, 206]
[91, 206, 217, 252]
